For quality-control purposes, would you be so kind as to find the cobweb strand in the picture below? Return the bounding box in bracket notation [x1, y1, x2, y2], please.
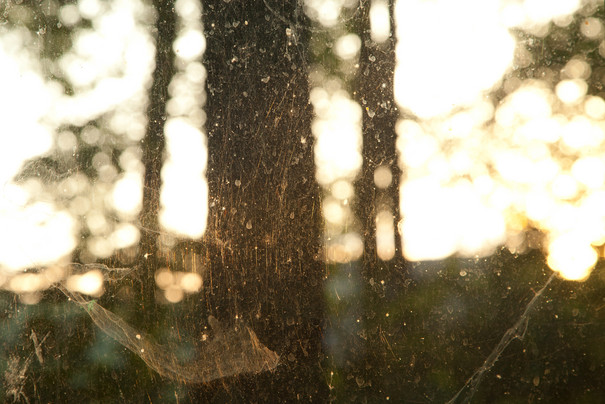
[56, 284, 280, 383]
[447, 272, 557, 404]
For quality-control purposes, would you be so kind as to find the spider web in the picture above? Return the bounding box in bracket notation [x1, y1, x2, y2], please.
[56, 283, 279, 383]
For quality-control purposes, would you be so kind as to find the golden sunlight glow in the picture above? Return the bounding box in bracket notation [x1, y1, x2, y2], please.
[395, 0, 601, 280]
[556, 79, 588, 105]
[306, 0, 365, 264]
[399, 179, 505, 260]
[0, 202, 77, 271]
[155, 267, 202, 302]
[584, 96, 605, 119]
[0, 0, 156, 268]
[581, 17, 603, 39]
[325, 232, 364, 263]
[111, 173, 144, 218]
[376, 210, 395, 261]
[0, 30, 79, 272]
[310, 83, 363, 262]
[547, 233, 597, 281]
[522, 0, 580, 26]
[66, 269, 104, 297]
[160, 119, 208, 238]
[311, 87, 363, 186]
[8, 273, 49, 294]
[159, 0, 208, 240]
[54, 0, 155, 130]
[173, 29, 206, 61]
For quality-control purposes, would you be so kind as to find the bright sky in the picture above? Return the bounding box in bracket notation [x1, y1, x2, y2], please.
[0, 0, 156, 277]
[0, 0, 208, 300]
[159, 0, 208, 240]
[395, 0, 604, 281]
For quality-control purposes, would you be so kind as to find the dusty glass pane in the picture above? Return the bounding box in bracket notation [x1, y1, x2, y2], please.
[1, 1, 604, 402]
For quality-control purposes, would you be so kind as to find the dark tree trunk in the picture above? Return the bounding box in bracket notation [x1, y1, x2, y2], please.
[197, 0, 327, 400]
[139, 0, 177, 295]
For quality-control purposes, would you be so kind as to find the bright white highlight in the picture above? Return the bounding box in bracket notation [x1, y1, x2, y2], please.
[394, 0, 515, 119]
[160, 119, 208, 238]
[0, 0, 154, 271]
[547, 233, 596, 281]
[160, 0, 208, 239]
[66, 269, 104, 296]
[0, 203, 77, 271]
[400, 179, 505, 260]
[370, 0, 390, 43]
[111, 173, 144, 218]
[394, 0, 601, 281]
[556, 79, 588, 105]
[173, 29, 206, 61]
[54, 0, 155, 131]
[310, 84, 364, 262]
[306, 0, 364, 263]
[304, 0, 357, 28]
[0, 32, 76, 272]
[334, 34, 361, 60]
[311, 87, 363, 186]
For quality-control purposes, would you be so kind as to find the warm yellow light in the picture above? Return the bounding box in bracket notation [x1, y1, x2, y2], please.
[562, 59, 591, 80]
[155, 268, 174, 290]
[572, 157, 605, 189]
[311, 87, 363, 186]
[0, 204, 77, 272]
[173, 29, 206, 61]
[110, 223, 140, 249]
[376, 210, 395, 261]
[160, 119, 208, 239]
[179, 272, 202, 293]
[547, 233, 596, 281]
[325, 232, 364, 263]
[561, 116, 603, 150]
[8, 273, 48, 294]
[550, 174, 578, 200]
[522, 0, 580, 26]
[164, 285, 184, 303]
[66, 269, 104, 296]
[323, 197, 346, 225]
[400, 179, 505, 260]
[584, 96, 605, 119]
[331, 180, 354, 200]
